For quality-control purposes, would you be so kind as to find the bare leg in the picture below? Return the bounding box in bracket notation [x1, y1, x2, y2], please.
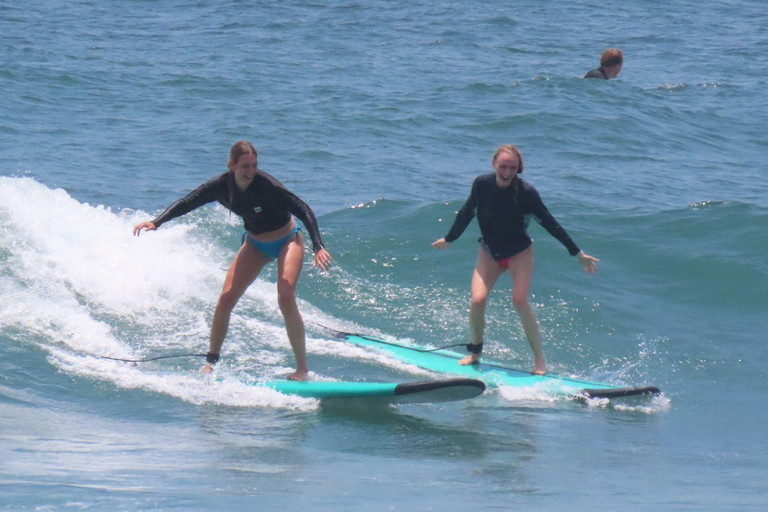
[508, 247, 545, 375]
[276, 233, 309, 381]
[209, 241, 270, 357]
[460, 248, 505, 366]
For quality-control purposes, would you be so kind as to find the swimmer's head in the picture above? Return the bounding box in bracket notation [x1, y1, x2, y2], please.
[600, 48, 623, 68]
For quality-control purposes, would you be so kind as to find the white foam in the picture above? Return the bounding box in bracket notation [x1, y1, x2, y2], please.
[0, 177, 226, 359]
[496, 381, 669, 412]
[0, 177, 221, 313]
[497, 382, 568, 403]
[0, 277, 130, 358]
[612, 394, 671, 414]
[49, 348, 317, 411]
[0, 178, 326, 408]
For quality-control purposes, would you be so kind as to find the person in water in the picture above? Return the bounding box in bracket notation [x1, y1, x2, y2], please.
[133, 140, 332, 380]
[584, 47, 623, 80]
[432, 144, 598, 375]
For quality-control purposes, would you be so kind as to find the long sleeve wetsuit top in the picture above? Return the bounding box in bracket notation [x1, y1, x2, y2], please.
[444, 174, 580, 260]
[583, 67, 608, 79]
[152, 170, 325, 252]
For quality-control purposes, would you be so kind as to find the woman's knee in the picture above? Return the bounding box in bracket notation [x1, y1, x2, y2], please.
[512, 295, 530, 311]
[277, 284, 298, 311]
[470, 294, 489, 311]
[217, 289, 241, 312]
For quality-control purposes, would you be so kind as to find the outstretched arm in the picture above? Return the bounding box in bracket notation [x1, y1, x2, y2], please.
[438, 179, 479, 248]
[273, 182, 332, 270]
[142, 174, 224, 233]
[278, 184, 327, 254]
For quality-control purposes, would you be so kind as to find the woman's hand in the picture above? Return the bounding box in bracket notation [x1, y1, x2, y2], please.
[313, 248, 333, 271]
[133, 221, 157, 236]
[577, 251, 599, 274]
[431, 238, 450, 250]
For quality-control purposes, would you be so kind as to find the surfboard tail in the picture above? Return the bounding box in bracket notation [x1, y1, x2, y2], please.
[577, 386, 662, 400]
[393, 378, 486, 403]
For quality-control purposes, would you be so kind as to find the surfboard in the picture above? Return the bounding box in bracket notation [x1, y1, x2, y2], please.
[327, 330, 661, 400]
[159, 368, 484, 403]
[261, 377, 486, 403]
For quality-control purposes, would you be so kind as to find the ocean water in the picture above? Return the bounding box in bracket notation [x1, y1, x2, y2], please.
[2, 1, 767, 510]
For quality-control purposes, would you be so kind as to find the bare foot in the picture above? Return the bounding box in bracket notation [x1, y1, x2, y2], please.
[531, 359, 546, 375]
[459, 354, 480, 366]
[200, 364, 213, 375]
[287, 369, 310, 381]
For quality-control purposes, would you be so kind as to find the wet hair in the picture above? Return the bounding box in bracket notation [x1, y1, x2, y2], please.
[228, 140, 258, 170]
[600, 48, 623, 68]
[491, 144, 524, 174]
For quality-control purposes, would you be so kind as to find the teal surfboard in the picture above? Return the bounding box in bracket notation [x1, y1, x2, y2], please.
[329, 330, 660, 400]
[158, 369, 484, 403]
[260, 377, 486, 403]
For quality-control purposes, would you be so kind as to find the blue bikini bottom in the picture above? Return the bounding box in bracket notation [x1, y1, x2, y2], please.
[243, 226, 300, 259]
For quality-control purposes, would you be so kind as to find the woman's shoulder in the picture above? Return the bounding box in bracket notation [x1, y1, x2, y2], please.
[202, 170, 230, 186]
[516, 176, 538, 190]
[472, 172, 496, 186]
[191, 171, 230, 194]
[517, 177, 544, 201]
[253, 169, 285, 189]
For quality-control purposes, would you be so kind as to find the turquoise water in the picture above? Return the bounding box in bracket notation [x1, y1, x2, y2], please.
[2, 1, 767, 510]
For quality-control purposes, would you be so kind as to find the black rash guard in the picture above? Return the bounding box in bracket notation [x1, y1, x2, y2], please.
[151, 170, 325, 252]
[444, 173, 580, 260]
[583, 67, 608, 79]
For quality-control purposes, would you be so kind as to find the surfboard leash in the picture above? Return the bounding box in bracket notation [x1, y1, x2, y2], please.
[97, 353, 208, 363]
[315, 323, 469, 352]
